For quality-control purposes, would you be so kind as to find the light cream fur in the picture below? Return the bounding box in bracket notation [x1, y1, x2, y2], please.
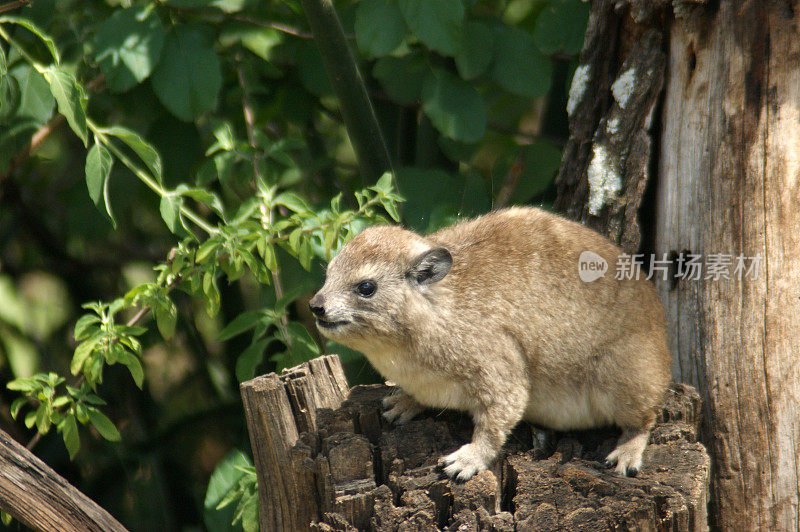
[310, 207, 671, 480]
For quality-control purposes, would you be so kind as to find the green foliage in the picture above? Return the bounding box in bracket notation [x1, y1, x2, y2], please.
[93, 5, 165, 92]
[151, 24, 222, 121]
[205, 449, 258, 532]
[355, 0, 407, 58]
[398, 0, 465, 56]
[422, 67, 487, 143]
[0, 0, 587, 528]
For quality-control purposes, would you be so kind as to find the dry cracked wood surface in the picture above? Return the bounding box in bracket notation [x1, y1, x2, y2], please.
[242, 356, 710, 531]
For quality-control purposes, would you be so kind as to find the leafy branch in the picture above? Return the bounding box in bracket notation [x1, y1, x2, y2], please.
[0, 14, 403, 461]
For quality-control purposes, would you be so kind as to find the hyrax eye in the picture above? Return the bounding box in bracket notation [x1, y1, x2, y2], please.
[355, 280, 377, 297]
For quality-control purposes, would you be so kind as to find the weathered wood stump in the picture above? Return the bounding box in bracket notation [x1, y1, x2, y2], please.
[242, 355, 710, 531]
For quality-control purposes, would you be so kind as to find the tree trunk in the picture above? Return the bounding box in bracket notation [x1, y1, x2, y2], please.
[655, 2, 800, 529]
[556, 0, 800, 528]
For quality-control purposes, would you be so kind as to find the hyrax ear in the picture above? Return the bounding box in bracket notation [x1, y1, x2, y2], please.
[408, 247, 452, 285]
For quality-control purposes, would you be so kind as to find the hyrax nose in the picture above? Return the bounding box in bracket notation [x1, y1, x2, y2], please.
[308, 294, 325, 318]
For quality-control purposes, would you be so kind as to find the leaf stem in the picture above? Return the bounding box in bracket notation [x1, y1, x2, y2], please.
[88, 119, 218, 236]
[0, 23, 44, 71]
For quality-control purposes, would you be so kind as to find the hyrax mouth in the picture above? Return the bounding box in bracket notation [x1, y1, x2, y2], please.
[316, 318, 350, 329]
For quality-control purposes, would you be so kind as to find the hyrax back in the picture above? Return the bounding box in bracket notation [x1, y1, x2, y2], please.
[310, 207, 671, 480]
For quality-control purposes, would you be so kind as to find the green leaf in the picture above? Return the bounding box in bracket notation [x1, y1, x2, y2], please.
[273, 191, 312, 214]
[73, 314, 101, 342]
[0, 46, 15, 118]
[355, 0, 407, 58]
[159, 195, 182, 234]
[165, 0, 248, 13]
[85, 142, 116, 225]
[11, 65, 54, 122]
[93, 5, 166, 92]
[151, 24, 222, 121]
[421, 68, 486, 143]
[533, 0, 590, 56]
[43, 67, 87, 145]
[103, 125, 163, 181]
[262, 240, 277, 272]
[220, 23, 283, 61]
[178, 186, 224, 216]
[203, 272, 220, 316]
[2, 510, 12, 526]
[10, 398, 26, 419]
[35, 404, 50, 434]
[71, 334, 101, 376]
[24, 410, 36, 429]
[208, 119, 235, 152]
[52, 395, 70, 408]
[0, 16, 60, 64]
[398, 0, 464, 56]
[116, 350, 144, 388]
[218, 311, 262, 341]
[203, 449, 254, 531]
[154, 297, 177, 340]
[87, 408, 121, 441]
[0, 66, 17, 119]
[117, 325, 147, 337]
[233, 490, 258, 531]
[7, 377, 37, 393]
[279, 322, 321, 370]
[491, 26, 552, 97]
[61, 413, 79, 459]
[504, 141, 562, 204]
[371, 171, 394, 195]
[455, 21, 494, 80]
[373, 53, 429, 105]
[380, 197, 401, 222]
[235, 339, 269, 382]
[196, 239, 220, 263]
[74, 403, 89, 424]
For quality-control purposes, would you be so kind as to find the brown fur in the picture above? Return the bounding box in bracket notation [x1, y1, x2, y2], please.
[309, 207, 671, 480]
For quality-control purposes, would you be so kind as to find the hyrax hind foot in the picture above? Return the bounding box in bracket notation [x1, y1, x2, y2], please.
[382, 391, 424, 425]
[605, 427, 651, 477]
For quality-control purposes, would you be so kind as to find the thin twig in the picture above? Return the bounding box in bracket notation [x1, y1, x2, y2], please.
[230, 15, 320, 39]
[0, 0, 30, 14]
[25, 432, 41, 450]
[494, 151, 525, 210]
[235, 57, 292, 344]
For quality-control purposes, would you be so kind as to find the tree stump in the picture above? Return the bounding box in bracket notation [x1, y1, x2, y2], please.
[242, 355, 710, 531]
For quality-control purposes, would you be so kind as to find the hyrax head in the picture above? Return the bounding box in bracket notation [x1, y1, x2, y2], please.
[309, 225, 452, 351]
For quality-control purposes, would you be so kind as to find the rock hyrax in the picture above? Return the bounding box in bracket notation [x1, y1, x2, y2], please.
[309, 207, 671, 481]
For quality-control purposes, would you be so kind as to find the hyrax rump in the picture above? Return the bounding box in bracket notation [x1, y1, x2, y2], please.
[309, 207, 671, 481]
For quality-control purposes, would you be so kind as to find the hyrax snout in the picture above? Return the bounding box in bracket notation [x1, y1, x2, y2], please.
[310, 207, 671, 481]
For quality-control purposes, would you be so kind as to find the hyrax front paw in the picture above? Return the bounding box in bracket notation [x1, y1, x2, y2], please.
[605, 428, 650, 477]
[440, 443, 489, 483]
[382, 391, 423, 425]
